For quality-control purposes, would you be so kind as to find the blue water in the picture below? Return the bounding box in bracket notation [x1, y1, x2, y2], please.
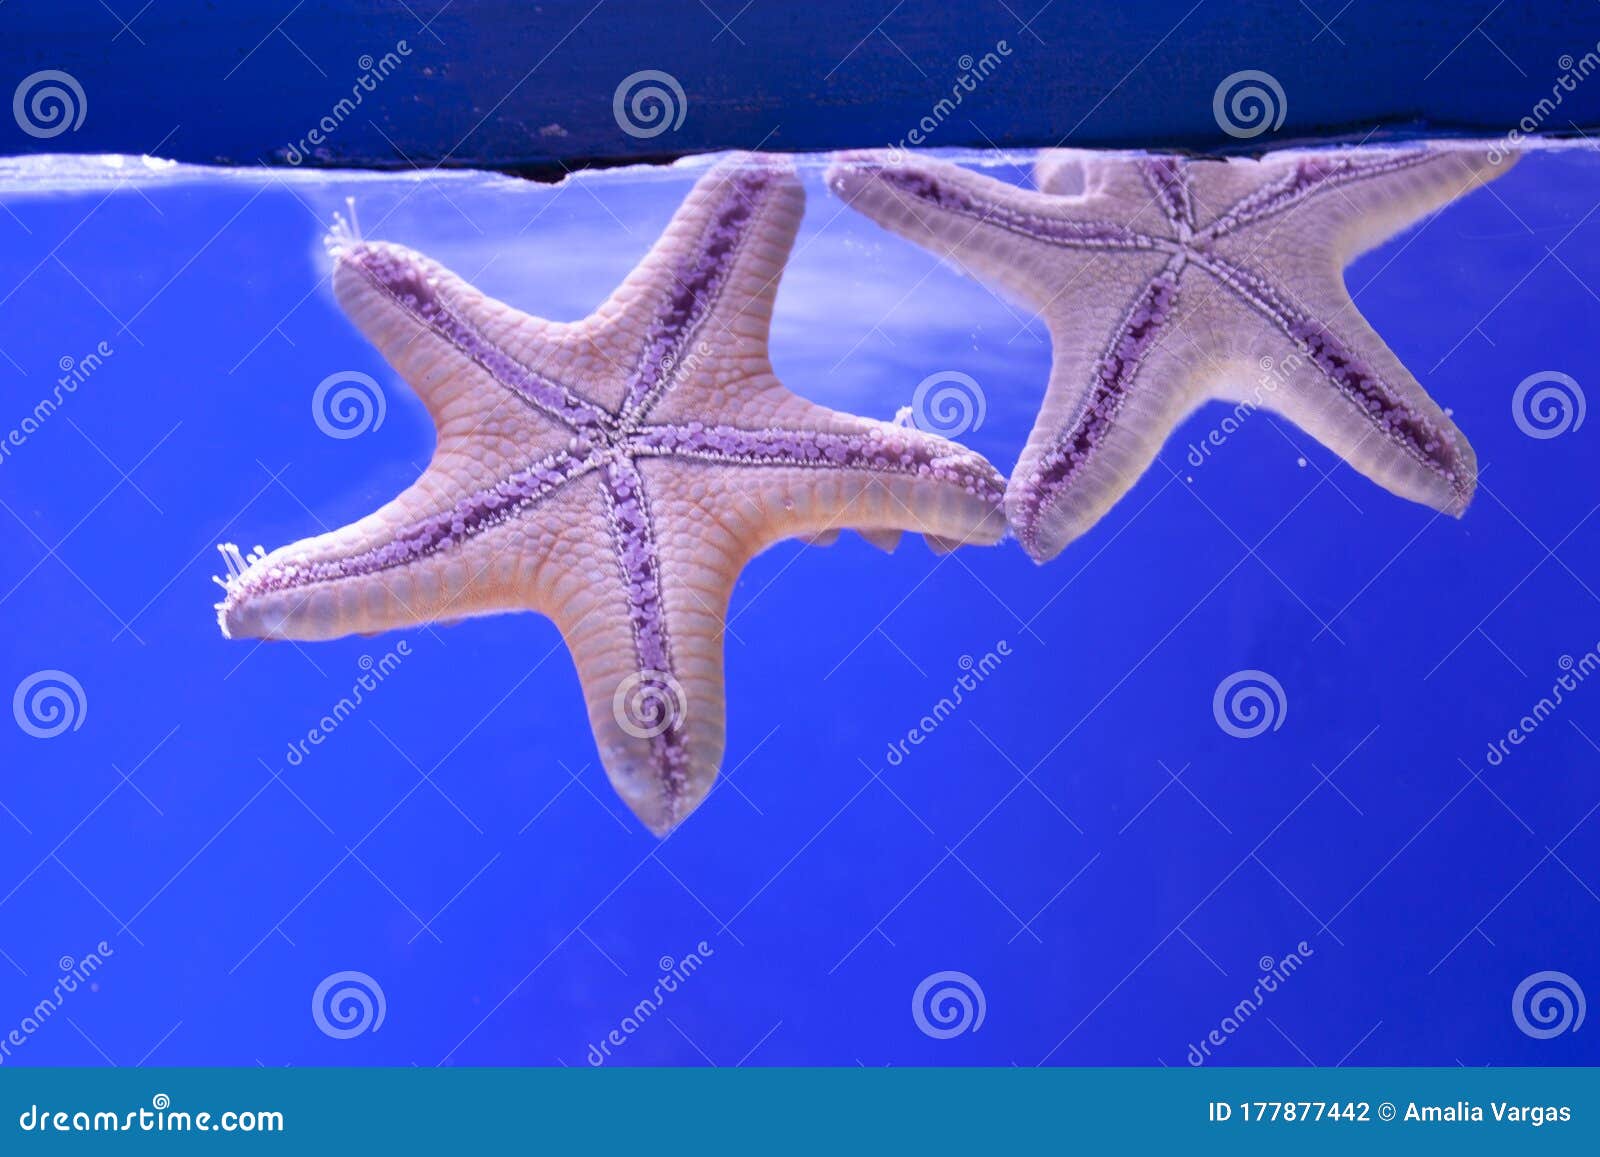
[0, 148, 1596, 1067]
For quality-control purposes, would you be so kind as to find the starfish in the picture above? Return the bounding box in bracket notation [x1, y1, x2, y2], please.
[214, 155, 1007, 835]
[827, 145, 1514, 562]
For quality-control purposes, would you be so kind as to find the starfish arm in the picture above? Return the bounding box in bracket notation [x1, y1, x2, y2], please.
[1199, 147, 1515, 261]
[215, 452, 598, 641]
[1320, 147, 1515, 264]
[635, 404, 1009, 551]
[826, 152, 1161, 311]
[331, 239, 614, 442]
[587, 154, 806, 421]
[526, 465, 733, 836]
[1007, 264, 1211, 561]
[1197, 265, 1478, 516]
[221, 234, 622, 641]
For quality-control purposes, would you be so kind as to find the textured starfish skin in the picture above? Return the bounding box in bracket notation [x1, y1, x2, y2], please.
[215, 156, 1007, 834]
[828, 146, 1515, 562]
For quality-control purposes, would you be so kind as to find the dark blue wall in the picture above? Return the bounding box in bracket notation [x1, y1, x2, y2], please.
[3, 1, 1600, 170]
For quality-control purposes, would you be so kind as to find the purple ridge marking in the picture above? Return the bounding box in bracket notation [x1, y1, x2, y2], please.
[852, 163, 1162, 253]
[1141, 158, 1195, 232]
[347, 245, 614, 436]
[1014, 266, 1181, 550]
[629, 422, 1006, 504]
[222, 449, 596, 601]
[598, 456, 690, 806]
[1191, 249, 1469, 494]
[1202, 150, 1436, 239]
[623, 164, 778, 421]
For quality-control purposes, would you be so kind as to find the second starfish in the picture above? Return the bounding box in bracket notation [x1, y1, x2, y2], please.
[829, 146, 1514, 562]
